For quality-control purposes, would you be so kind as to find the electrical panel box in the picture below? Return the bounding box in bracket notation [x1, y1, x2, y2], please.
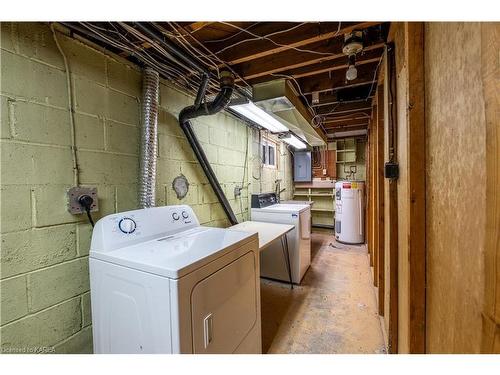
[293, 151, 312, 182]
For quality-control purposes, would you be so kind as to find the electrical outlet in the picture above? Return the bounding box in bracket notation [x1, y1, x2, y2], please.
[68, 186, 99, 214]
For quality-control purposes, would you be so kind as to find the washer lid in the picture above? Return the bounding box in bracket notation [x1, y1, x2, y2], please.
[90, 227, 256, 279]
[254, 203, 310, 213]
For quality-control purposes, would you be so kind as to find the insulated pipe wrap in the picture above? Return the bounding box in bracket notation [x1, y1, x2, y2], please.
[139, 68, 159, 208]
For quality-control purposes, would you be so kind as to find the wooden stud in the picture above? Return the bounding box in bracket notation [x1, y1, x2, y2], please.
[480, 21, 500, 354]
[386, 45, 399, 353]
[372, 103, 379, 284]
[405, 22, 426, 353]
[376, 85, 385, 316]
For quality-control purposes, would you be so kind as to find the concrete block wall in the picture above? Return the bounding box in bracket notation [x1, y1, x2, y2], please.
[250, 129, 294, 198]
[0, 22, 293, 353]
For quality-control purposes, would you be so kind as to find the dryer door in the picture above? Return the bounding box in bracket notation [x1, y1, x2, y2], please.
[191, 251, 257, 353]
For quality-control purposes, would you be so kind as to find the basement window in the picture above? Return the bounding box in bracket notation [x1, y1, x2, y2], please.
[262, 139, 277, 168]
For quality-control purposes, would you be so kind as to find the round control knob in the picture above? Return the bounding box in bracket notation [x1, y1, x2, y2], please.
[172, 212, 180, 221]
[118, 218, 136, 234]
[181, 210, 189, 219]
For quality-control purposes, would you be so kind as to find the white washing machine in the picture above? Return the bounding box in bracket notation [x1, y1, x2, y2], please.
[335, 180, 365, 244]
[250, 193, 311, 284]
[89, 205, 261, 354]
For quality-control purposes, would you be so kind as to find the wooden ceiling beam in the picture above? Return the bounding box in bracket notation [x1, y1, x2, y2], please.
[290, 50, 383, 79]
[312, 96, 374, 108]
[325, 124, 369, 133]
[324, 115, 371, 124]
[205, 22, 297, 49]
[239, 41, 385, 83]
[322, 118, 370, 127]
[182, 22, 216, 34]
[315, 101, 373, 115]
[219, 22, 380, 66]
[321, 108, 372, 118]
[301, 62, 378, 95]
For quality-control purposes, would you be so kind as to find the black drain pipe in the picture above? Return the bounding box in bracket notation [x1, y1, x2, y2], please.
[179, 71, 238, 225]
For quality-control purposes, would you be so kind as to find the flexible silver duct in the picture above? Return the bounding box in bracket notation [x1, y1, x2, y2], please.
[138, 68, 159, 208]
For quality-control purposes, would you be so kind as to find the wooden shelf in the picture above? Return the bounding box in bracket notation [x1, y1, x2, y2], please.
[294, 184, 335, 230]
[294, 193, 334, 197]
[311, 208, 335, 212]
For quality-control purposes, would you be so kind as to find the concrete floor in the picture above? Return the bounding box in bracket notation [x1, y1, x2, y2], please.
[260, 232, 387, 354]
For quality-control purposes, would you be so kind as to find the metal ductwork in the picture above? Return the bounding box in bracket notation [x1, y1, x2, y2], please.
[252, 79, 326, 146]
[138, 68, 159, 208]
[179, 71, 239, 225]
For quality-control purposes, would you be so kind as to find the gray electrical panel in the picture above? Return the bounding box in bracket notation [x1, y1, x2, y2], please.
[293, 151, 312, 182]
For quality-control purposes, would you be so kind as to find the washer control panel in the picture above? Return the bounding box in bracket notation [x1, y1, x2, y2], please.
[90, 205, 200, 253]
[118, 217, 136, 234]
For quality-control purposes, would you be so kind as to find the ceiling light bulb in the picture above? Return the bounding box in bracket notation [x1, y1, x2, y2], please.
[346, 65, 358, 81]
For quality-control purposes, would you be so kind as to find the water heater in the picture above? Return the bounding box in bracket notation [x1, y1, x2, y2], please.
[335, 181, 365, 244]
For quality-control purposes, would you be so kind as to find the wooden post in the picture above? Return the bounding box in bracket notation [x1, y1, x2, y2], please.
[405, 22, 426, 353]
[372, 103, 379, 286]
[386, 43, 399, 354]
[376, 85, 385, 316]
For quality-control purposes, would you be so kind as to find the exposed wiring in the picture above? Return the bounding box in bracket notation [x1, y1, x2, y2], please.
[51, 23, 80, 187]
[311, 103, 340, 129]
[80, 22, 197, 88]
[162, 22, 254, 93]
[205, 22, 260, 43]
[365, 49, 385, 101]
[218, 22, 344, 57]
[215, 22, 308, 55]
[165, 22, 221, 77]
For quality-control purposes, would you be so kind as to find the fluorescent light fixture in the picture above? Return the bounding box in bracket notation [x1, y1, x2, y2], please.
[280, 134, 307, 149]
[230, 101, 289, 133]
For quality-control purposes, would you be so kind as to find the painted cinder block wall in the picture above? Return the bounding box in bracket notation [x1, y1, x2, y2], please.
[0, 22, 293, 353]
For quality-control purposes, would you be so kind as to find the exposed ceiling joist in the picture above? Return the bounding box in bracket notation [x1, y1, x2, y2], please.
[324, 115, 371, 124]
[324, 124, 369, 132]
[290, 53, 382, 80]
[184, 22, 215, 33]
[323, 118, 370, 127]
[219, 22, 381, 66]
[238, 41, 385, 83]
[312, 97, 374, 108]
[316, 101, 373, 115]
[304, 82, 377, 98]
